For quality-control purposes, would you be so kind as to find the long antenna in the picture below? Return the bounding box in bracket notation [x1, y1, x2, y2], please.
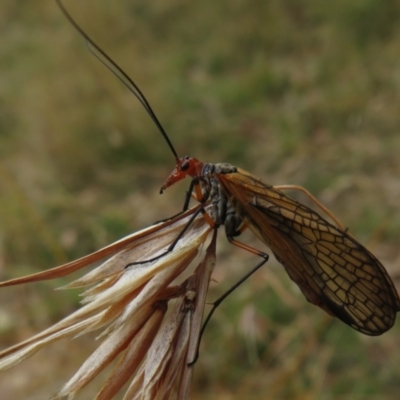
[55, 0, 179, 160]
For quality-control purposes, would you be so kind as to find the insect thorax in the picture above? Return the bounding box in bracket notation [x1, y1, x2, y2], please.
[202, 162, 238, 175]
[199, 162, 237, 200]
[199, 163, 242, 236]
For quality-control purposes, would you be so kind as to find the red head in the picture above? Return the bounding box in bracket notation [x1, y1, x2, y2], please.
[160, 156, 204, 194]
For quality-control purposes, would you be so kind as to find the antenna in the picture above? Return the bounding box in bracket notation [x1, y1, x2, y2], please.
[55, 0, 179, 160]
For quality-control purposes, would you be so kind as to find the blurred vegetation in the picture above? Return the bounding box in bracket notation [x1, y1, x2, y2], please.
[1, 0, 400, 398]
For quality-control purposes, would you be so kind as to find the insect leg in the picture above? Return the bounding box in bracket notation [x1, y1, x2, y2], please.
[127, 178, 215, 267]
[125, 206, 208, 268]
[188, 248, 269, 365]
[275, 184, 346, 231]
[154, 177, 209, 225]
[187, 185, 271, 364]
[223, 203, 265, 257]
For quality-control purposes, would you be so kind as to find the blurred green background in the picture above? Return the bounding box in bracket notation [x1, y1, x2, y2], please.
[1, 0, 400, 398]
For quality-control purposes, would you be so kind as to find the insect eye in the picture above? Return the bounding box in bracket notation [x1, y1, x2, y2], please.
[181, 161, 190, 171]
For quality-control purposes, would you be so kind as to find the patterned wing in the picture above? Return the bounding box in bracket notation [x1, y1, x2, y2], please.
[217, 168, 400, 335]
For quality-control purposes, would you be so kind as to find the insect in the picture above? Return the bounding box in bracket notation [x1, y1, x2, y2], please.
[57, 0, 400, 336]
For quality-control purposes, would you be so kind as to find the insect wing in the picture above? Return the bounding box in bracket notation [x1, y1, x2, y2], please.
[217, 168, 400, 335]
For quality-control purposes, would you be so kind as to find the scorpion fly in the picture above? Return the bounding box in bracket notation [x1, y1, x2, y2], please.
[57, 0, 400, 336]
